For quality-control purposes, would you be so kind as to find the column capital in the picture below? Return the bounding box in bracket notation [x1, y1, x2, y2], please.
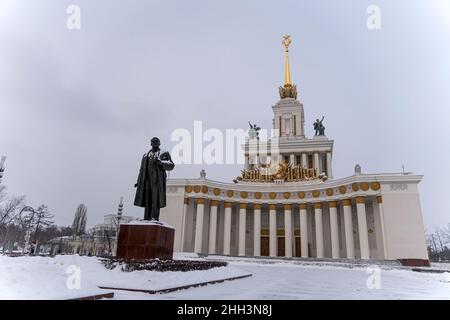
[184, 197, 190, 205]
[210, 200, 219, 206]
[342, 199, 352, 206]
[283, 204, 292, 210]
[269, 204, 277, 211]
[355, 196, 366, 204]
[299, 203, 307, 210]
[254, 203, 262, 210]
[313, 202, 322, 209]
[224, 201, 233, 208]
[196, 198, 206, 205]
[328, 201, 337, 208]
[377, 196, 382, 204]
[239, 203, 247, 209]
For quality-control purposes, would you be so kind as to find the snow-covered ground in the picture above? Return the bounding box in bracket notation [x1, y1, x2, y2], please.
[0, 254, 248, 299]
[1, 254, 450, 300]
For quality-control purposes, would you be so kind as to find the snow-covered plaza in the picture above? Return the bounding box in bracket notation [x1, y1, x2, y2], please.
[1, 254, 449, 300]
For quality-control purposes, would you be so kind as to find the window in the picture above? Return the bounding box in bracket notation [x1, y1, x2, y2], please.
[284, 118, 291, 135]
[308, 154, 313, 169]
[322, 154, 327, 175]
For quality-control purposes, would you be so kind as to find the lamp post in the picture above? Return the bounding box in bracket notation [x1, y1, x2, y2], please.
[18, 206, 37, 254]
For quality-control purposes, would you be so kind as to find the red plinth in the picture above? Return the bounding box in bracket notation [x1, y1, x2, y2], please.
[115, 221, 175, 261]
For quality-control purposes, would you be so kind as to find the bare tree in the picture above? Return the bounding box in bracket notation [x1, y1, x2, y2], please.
[0, 195, 25, 229]
[29, 204, 54, 253]
[72, 204, 87, 237]
[0, 192, 26, 251]
[435, 227, 445, 253]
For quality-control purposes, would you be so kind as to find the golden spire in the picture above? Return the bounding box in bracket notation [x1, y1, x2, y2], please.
[282, 35, 292, 86]
[279, 35, 297, 99]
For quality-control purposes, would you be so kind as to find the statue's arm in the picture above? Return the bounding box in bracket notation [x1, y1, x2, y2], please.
[160, 152, 175, 171]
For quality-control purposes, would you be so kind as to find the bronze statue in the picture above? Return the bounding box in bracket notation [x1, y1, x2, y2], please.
[134, 137, 174, 221]
[314, 116, 325, 136]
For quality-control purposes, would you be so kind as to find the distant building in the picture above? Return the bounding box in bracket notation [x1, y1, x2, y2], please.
[50, 198, 137, 256]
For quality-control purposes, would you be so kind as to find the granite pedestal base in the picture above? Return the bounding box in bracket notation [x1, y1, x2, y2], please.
[116, 221, 174, 261]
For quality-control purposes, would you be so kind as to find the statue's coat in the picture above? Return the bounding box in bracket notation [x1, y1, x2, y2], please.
[134, 150, 175, 209]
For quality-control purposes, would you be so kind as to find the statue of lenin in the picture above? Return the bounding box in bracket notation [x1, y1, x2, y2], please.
[134, 137, 175, 221]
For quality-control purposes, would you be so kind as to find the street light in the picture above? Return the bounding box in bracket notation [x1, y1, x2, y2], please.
[18, 206, 37, 254]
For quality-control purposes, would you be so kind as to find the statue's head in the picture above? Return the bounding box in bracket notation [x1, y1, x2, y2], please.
[316, 119, 319, 122]
[150, 137, 160, 149]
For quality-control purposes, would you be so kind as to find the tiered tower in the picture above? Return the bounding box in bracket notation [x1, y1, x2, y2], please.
[244, 36, 334, 180]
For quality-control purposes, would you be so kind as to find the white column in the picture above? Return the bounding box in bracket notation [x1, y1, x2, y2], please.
[302, 153, 307, 168]
[284, 204, 293, 257]
[356, 197, 370, 259]
[238, 203, 247, 256]
[289, 154, 295, 166]
[194, 198, 205, 253]
[314, 203, 324, 258]
[329, 201, 340, 259]
[253, 204, 261, 256]
[326, 152, 332, 178]
[180, 198, 189, 251]
[244, 154, 249, 170]
[377, 196, 388, 259]
[223, 202, 232, 255]
[314, 152, 320, 173]
[269, 204, 277, 257]
[343, 199, 355, 259]
[299, 204, 308, 258]
[208, 200, 218, 254]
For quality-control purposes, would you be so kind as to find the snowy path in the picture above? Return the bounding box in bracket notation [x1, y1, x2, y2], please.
[1, 254, 449, 299]
[114, 261, 450, 300]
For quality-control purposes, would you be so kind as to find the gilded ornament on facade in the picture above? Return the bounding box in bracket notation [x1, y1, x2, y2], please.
[312, 190, 320, 198]
[193, 185, 201, 193]
[298, 191, 305, 199]
[352, 183, 360, 192]
[254, 192, 262, 199]
[339, 186, 347, 194]
[326, 188, 333, 196]
[240, 191, 248, 199]
[269, 192, 277, 199]
[202, 186, 208, 193]
[185, 185, 193, 193]
[371, 182, 381, 191]
[226, 190, 234, 197]
[283, 192, 291, 199]
[360, 182, 369, 191]
[235, 160, 326, 183]
[213, 188, 221, 196]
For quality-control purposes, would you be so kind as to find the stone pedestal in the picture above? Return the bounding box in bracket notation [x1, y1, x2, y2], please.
[115, 221, 174, 261]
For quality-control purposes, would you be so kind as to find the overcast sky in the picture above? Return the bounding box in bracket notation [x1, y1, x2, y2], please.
[1, 0, 449, 232]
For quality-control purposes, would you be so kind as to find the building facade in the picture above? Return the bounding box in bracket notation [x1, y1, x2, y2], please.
[161, 36, 429, 265]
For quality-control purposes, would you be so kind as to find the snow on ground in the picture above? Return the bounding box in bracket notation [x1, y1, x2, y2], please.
[0, 255, 109, 299]
[114, 255, 450, 300]
[0, 255, 248, 299]
[1, 254, 450, 300]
